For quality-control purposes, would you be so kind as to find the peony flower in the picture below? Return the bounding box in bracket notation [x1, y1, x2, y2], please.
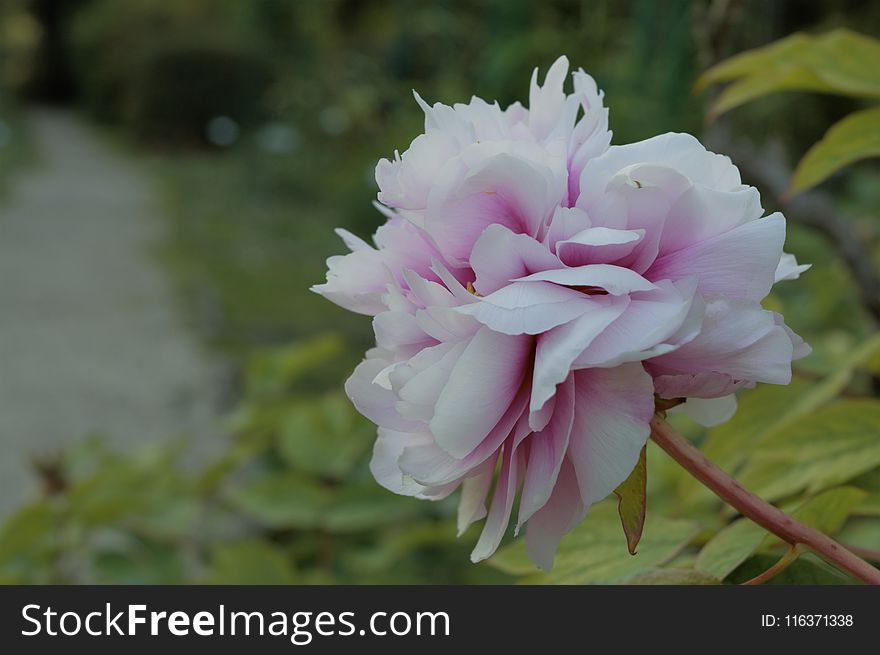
[312, 56, 809, 569]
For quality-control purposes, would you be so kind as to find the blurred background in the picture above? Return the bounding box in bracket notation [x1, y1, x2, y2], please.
[0, 0, 878, 584]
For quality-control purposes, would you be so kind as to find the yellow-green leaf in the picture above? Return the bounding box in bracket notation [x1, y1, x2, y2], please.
[789, 106, 880, 194]
[697, 29, 880, 117]
[696, 517, 767, 580]
[614, 445, 647, 555]
[738, 400, 880, 502]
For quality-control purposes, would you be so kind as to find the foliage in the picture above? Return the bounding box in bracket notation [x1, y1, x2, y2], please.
[0, 337, 507, 584]
[699, 29, 880, 194]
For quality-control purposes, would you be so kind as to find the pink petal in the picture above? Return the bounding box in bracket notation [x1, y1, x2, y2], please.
[568, 364, 655, 506]
[573, 278, 700, 368]
[648, 212, 785, 302]
[518, 375, 576, 528]
[456, 455, 498, 536]
[649, 299, 795, 385]
[471, 224, 561, 295]
[514, 264, 657, 295]
[429, 328, 531, 457]
[456, 281, 591, 335]
[525, 457, 587, 570]
[530, 295, 630, 417]
[556, 227, 645, 267]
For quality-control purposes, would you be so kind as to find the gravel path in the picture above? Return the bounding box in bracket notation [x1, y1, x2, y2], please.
[0, 109, 224, 515]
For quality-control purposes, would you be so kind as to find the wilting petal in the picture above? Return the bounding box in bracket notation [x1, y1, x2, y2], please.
[568, 364, 655, 507]
[430, 327, 531, 457]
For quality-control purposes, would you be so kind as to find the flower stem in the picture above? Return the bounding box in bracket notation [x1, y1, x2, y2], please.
[649, 414, 880, 585]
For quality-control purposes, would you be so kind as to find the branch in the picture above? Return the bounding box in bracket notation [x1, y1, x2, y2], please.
[650, 414, 880, 585]
[741, 545, 801, 585]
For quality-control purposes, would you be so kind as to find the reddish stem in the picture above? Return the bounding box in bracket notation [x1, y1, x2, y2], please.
[650, 414, 880, 585]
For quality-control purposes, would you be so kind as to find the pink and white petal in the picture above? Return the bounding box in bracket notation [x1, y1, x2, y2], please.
[515, 264, 657, 295]
[457, 281, 591, 335]
[415, 306, 480, 343]
[424, 150, 559, 264]
[648, 212, 785, 302]
[556, 227, 645, 267]
[471, 437, 525, 562]
[774, 252, 811, 283]
[651, 371, 754, 399]
[311, 251, 391, 316]
[518, 375, 576, 528]
[456, 455, 498, 536]
[370, 428, 433, 497]
[396, 341, 469, 421]
[650, 299, 795, 385]
[544, 206, 592, 251]
[525, 457, 587, 570]
[471, 224, 561, 295]
[774, 312, 811, 360]
[529, 55, 570, 141]
[672, 394, 738, 427]
[399, 384, 529, 486]
[373, 311, 433, 352]
[573, 278, 698, 368]
[430, 328, 532, 458]
[568, 364, 655, 507]
[658, 183, 763, 256]
[530, 295, 630, 417]
[578, 133, 743, 206]
[345, 359, 422, 432]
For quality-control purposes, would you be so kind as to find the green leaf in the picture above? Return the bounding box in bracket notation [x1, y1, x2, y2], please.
[276, 393, 372, 479]
[697, 29, 880, 117]
[487, 501, 699, 584]
[696, 518, 767, 580]
[790, 106, 880, 194]
[787, 486, 867, 536]
[322, 485, 421, 533]
[226, 474, 331, 529]
[738, 400, 880, 501]
[614, 445, 647, 555]
[205, 540, 297, 584]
